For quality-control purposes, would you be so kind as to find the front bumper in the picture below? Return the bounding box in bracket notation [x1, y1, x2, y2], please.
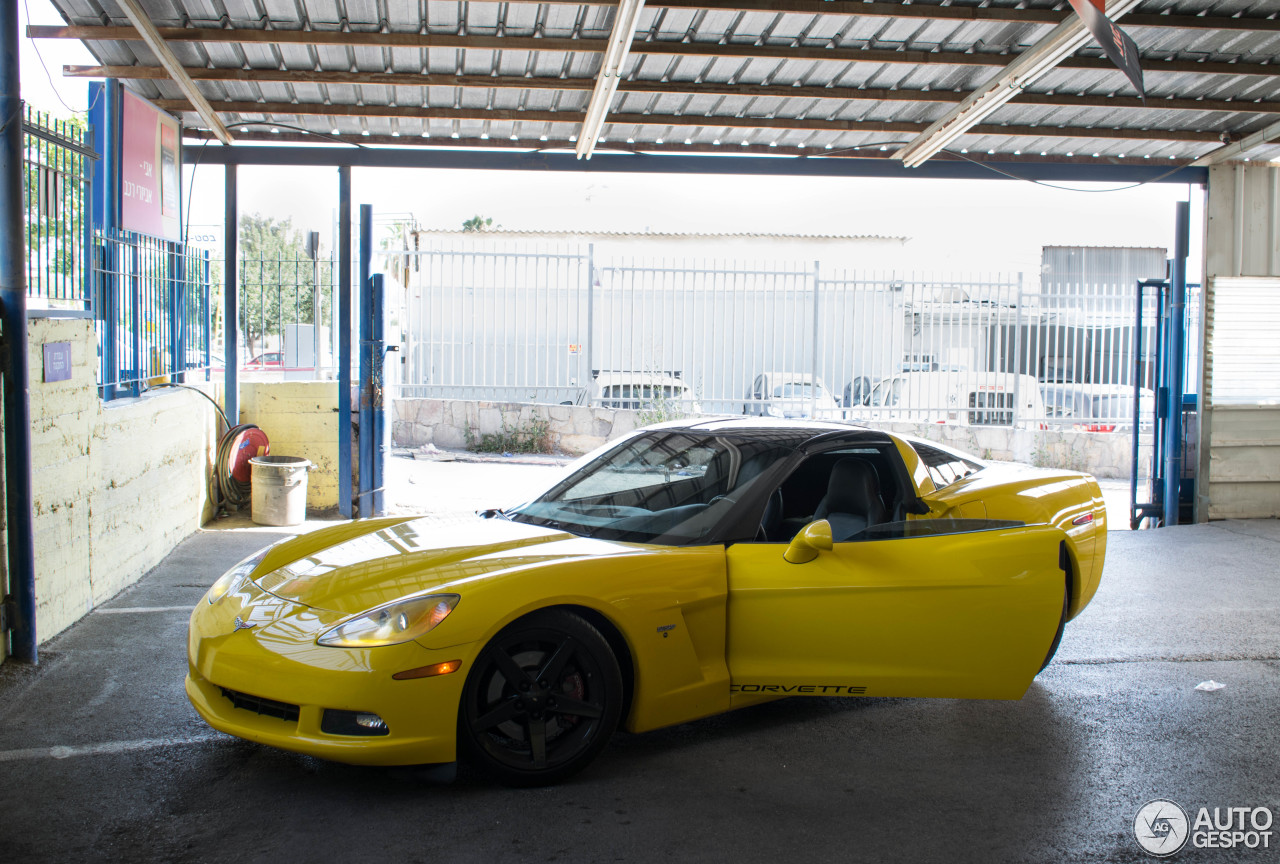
[187, 586, 476, 767]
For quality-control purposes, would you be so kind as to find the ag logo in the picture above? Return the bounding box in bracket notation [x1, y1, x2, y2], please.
[1135, 800, 1190, 857]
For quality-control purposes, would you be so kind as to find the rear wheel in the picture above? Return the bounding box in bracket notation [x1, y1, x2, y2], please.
[1037, 577, 1070, 674]
[458, 609, 623, 786]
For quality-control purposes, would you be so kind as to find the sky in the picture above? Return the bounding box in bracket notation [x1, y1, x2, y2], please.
[19, 0, 1203, 276]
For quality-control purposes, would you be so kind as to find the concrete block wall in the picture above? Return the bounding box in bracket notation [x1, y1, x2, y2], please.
[240, 381, 340, 511]
[26, 317, 220, 642]
[392, 397, 1148, 479]
[393, 398, 638, 457]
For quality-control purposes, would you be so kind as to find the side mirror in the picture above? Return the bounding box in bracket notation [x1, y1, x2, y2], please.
[784, 520, 834, 564]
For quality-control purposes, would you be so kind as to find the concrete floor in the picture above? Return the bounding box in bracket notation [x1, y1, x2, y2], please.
[1, 458, 1276, 863]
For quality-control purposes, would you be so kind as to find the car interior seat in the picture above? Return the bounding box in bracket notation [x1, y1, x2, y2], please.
[813, 458, 888, 541]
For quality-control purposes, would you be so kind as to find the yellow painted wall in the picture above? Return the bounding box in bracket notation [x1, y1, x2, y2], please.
[240, 381, 340, 511]
[28, 317, 219, 641]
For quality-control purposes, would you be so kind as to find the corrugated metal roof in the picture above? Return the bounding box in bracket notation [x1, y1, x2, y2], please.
[35, 0, 1280, 165]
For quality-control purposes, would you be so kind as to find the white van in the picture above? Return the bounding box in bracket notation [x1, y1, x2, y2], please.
[575, 370, 702, 414]
[848, 371, 1047, 428]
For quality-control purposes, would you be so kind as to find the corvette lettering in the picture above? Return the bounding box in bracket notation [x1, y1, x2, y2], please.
[731, 684, 867, 695]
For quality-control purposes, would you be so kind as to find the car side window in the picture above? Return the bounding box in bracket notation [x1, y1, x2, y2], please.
[912, 442, 983, 489]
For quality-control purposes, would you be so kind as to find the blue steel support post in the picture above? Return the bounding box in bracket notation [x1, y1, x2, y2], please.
[371, 273, 387, 516]
[358, 204, 373, 518]
[223, 164, 238, 423]
[170, 243, 184, 384]
[1, 1, 38, 662]
[337, 166, 353, 517]
[1163, 202, 1190, 527]
[98, 80, 121, 400]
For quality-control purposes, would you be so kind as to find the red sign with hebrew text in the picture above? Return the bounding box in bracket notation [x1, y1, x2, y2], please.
[120, 89, 181, 240]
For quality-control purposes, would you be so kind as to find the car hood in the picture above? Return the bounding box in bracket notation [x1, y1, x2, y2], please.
[251, 517, 639, 616]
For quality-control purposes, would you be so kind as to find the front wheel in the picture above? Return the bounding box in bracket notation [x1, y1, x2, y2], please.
[458, 609, 623, 786]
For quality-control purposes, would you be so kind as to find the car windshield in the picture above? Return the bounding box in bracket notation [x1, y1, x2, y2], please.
[773, 383, 815, 398]
[508, 430, 798, 545]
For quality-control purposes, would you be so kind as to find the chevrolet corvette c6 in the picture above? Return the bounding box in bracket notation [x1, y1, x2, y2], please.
[186, 419, 1105, 785]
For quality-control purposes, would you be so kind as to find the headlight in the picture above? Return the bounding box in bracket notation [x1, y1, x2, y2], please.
[206, 549, 269, 605]
[317, 594, 460, 648]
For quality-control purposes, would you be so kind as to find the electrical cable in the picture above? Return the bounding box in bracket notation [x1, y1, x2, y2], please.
[940, 147, 1199, 193]
[21, 0, 104, 117]
[183, 120, 364, 246]
[144, 382, 257, 510]
[145, 382, 230, 428]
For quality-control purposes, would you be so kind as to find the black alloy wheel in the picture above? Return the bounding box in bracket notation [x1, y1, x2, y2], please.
[1037, 575, 1071, 674]
[459, 609, 623, 786]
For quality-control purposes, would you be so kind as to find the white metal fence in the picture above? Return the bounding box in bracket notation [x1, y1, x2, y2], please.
[396, 240, 1192, 430]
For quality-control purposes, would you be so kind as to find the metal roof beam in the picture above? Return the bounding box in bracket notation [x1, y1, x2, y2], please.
[577, 0, 646, 159]
[178, 137, 1208, 185]
[336, 0, 1280, 34]
[30, 25, 1280, 78]
[895, 0, 1143, 168]
[111, 0, 231, 144]
[154, 97, 1223, 143]
[65, 63, 1280, 116]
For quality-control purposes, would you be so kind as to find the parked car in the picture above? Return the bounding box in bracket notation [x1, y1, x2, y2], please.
[573, 370, 702, 414]
[243, 351, 284, 370]
[847, 371, 1047, 428]
[1040, 383, 1156, 432]
[743, 371, 841, 419]
[187, 419, 1106, 785]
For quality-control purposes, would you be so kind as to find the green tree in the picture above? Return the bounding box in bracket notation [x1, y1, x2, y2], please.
[22, 111, 90, 305]
[461, 214, 497, 232]
[238, 214, 330, 358]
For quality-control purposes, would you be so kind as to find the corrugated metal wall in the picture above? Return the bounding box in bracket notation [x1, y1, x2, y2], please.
[1200, 165, 1280, 520]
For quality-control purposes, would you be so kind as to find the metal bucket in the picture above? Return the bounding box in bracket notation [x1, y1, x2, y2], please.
[249, 456, 312, 526]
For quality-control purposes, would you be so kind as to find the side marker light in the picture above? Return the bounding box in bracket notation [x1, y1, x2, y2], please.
[393, 660, 462, 680]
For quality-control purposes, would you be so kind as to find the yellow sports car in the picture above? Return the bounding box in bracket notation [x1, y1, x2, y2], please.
[187, 419, 1105, 786]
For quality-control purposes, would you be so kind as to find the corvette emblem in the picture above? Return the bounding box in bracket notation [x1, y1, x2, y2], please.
[232, 617, 255, 632]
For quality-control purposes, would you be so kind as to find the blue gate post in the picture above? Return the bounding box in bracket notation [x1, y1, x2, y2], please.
[1162, 201, 1190, 527]
[337, 166, 353, 517]
[358, 204, 374, 518]
[202, 250, 211, 379]
[223, 164, 239, 423]
[169, 241, 185, 384]
[371, 273, 387, 516]
[129, 235, 142, 396]
[0, 0, 39, 662]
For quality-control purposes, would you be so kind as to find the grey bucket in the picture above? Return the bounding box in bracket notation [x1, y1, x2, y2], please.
[249, 456, 312, 526]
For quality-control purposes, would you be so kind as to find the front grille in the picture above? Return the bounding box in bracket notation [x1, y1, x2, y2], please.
[968, 391, 1014, 426]
[220, 687, 300, 722]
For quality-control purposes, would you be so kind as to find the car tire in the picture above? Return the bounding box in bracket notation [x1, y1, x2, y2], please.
[458, 609, 623, 787]
[1037, 577, 1070, 674]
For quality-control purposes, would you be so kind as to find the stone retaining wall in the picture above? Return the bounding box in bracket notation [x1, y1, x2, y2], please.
[393, 398, 1150, 479]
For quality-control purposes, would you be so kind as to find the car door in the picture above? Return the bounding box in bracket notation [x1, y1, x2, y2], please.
[724, 520, 1066, 701]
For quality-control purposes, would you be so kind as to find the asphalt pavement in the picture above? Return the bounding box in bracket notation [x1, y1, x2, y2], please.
[0, 457, 1275, 864]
